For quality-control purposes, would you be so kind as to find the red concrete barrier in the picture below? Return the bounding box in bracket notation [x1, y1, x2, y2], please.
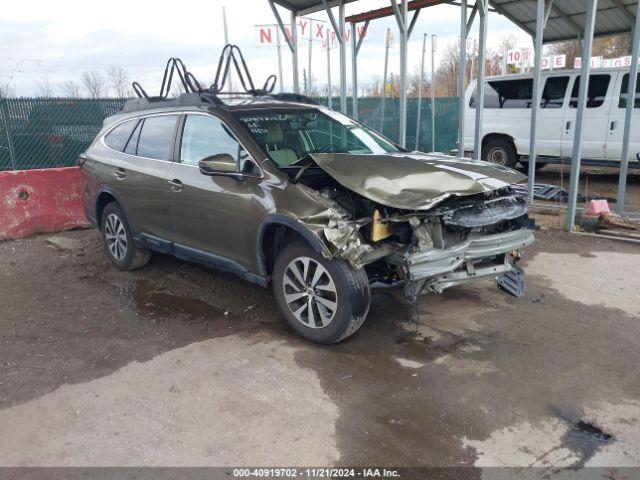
[0, 167, 89, 240]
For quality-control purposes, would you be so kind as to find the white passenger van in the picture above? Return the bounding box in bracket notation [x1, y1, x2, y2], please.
[463, 68, 640, 169]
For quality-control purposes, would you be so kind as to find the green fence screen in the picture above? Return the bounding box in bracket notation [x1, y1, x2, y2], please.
[0, 96, 459, 171]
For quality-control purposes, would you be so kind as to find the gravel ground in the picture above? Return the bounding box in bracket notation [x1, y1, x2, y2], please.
[0, 227, 639, 474]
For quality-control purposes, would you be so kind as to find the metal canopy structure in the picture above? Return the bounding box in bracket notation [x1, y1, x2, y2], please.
[268, 0, 640, 232]
[490, 0, 638, 42]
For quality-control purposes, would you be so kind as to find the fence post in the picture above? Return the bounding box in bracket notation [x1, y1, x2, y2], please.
[0, 98, 17, 170]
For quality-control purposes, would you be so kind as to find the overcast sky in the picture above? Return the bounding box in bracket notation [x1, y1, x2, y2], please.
[0, 0, 531, 97]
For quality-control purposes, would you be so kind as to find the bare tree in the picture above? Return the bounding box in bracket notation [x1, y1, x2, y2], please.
[106, 65, 130, 98]
[0, 82, 14, 98]
[81, 70, 105, 98]
[61, 80, 82, 98]
[37, 78, 54, 98]
[550, 33, 632, 69]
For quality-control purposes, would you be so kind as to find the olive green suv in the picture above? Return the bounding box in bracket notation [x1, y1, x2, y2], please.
[81, 91, 534, 344]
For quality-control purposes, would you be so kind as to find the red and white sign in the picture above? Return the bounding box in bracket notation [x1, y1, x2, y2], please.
[508, 49, 566, 70]
[574, 55, 638, 68]
[255, 18, 366, 50]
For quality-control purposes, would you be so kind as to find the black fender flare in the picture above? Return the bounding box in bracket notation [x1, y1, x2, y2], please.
[256, 214, 330, 277]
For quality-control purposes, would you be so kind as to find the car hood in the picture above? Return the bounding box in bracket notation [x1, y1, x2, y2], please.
[308, 152, 526, 211]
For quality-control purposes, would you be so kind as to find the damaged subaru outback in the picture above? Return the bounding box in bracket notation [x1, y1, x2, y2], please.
[81, 53, 534, 344]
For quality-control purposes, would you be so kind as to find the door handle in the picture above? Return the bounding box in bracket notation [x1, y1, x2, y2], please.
[168, 179, 183, 192]
[610, 121, 618, 132]
[113, 167, 127, 180]
[565, 121, 572, 132]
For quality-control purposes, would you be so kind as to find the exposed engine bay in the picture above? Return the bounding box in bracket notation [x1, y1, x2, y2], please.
[284, 155, 535, 299]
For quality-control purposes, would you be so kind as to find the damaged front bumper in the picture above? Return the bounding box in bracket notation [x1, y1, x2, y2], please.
[393, 228, 535, 297]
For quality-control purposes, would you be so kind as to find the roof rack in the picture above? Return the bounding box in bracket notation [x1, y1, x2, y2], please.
[122, 45, 318, 113]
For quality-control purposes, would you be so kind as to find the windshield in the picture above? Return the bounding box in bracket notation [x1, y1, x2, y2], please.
[234, 108, 401, 166]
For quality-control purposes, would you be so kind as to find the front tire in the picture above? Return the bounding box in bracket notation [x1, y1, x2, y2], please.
[101, 202, 150, 271]
[482, 138, 517, 168]
[273, 241, 370, 344]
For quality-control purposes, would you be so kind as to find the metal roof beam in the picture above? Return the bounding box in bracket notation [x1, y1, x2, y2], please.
[488, 0, 535, 36]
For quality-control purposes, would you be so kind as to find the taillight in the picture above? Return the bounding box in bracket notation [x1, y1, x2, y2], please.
[77, 154, 88, 167]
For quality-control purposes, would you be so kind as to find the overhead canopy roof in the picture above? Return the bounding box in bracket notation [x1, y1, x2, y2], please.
[490, 0, 638, 43]
[272, 0, 360, 16]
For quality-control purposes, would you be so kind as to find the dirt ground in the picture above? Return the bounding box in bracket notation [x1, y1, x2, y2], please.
[0, 226, 639, 474]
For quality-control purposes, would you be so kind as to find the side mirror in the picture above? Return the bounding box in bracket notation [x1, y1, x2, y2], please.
[198, 154, 237, 176]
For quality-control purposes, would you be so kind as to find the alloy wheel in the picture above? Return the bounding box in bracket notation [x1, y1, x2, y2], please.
[282, 256, 338, 329]
[104, 213, 127, 261]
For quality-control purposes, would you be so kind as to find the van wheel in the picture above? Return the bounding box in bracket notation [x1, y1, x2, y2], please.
[272, 241, 370, 344]
[482, 138, 517, 168]
[101, 202, 151, 271]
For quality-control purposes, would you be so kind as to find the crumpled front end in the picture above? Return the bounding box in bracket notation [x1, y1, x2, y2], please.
[386, 194, 535, 298]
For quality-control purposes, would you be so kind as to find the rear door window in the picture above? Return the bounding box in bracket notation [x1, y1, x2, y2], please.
[619, 73, 640, 109]
[104, 119, 136, 151]
[135, 115, 179, 160]
[541, 76, 569, 108]
[470, 78, 533, 109]
[570, 74, 611, 108]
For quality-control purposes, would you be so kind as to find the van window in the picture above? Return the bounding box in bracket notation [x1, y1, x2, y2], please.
[104, 120, 136, 151]
[619, 73, 640, 109]
[470, 79, 533, 109]
[135, 115, 179, 160]
[569, 74, 610, 108]
[541, 76, 569, 108]
[180, 115, 243, 167]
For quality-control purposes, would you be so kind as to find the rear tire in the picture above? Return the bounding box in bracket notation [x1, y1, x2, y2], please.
[272, 241, 370, 344]
[481, 138, 518, 168]
[101, 202, 150, 271]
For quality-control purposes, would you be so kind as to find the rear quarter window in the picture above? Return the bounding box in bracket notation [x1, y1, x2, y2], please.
[104, 119, 136, 152]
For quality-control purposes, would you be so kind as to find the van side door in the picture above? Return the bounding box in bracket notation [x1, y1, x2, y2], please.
[605, 72, 640, 161]
[537, 75, 571, 157]
[562, 74, 613, 159]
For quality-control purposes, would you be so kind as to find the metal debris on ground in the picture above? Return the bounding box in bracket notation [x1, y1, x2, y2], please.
[497, 265, 525, 298]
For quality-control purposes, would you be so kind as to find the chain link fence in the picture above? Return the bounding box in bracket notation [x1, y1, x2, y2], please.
[319, 96, 460, 153]
[0, 98, 127, 171]
[0, 96, 460, 171]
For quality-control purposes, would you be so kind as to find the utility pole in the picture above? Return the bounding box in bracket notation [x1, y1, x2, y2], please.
[431, 34, 437, 152]
[380, 28, 391, 132]
[415, 33, 427, 151]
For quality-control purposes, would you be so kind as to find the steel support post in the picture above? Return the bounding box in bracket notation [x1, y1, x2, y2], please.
[267, 0, 298, 93]
[327, 44, 332, 109]
[458, 0, 468, 157]
[339, 2, 347, 113]
[391, 0, 409, 148]
[431, 34, 436, 152]
[352, 22, 358, 119]
[416, 33, 427, 151]
[528, 0, 545, 203]
[473, 0, 488, 161]
[380, 28, 391, 131]
[616, 0, 640, 214]
[566, 0, 598, 231]
[291, 12, 299, 93]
